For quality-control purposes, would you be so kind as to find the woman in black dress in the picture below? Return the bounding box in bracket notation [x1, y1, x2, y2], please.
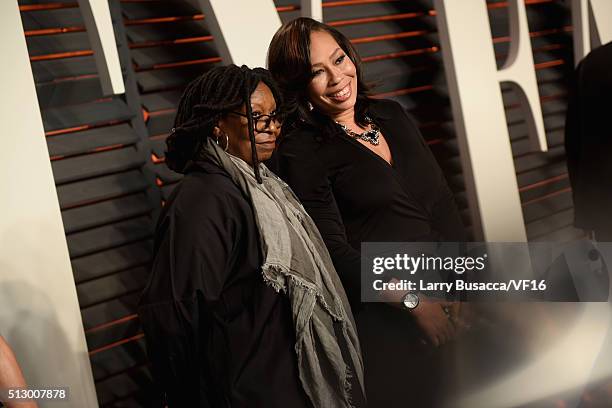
[138, 65, 365, 408]
[268, 18, 467, 407]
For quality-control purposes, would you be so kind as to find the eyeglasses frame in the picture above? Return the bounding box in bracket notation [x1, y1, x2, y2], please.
[228, 111, 283, 132]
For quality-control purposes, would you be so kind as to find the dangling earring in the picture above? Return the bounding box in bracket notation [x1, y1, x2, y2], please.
[215, 132, 229, 152]
[307, 101, 314, 111]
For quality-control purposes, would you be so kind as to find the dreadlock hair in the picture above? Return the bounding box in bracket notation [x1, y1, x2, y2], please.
[165, 64, 282, 183]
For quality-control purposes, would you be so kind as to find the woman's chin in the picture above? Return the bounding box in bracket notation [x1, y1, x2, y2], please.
[321, 96, 358, 116]
[257, 150, 274, 163]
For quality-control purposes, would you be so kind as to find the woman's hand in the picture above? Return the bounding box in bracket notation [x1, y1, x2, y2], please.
[410, 296, 457, 347]
[447, 301, 475, 334]
[377, 278, 459, 346]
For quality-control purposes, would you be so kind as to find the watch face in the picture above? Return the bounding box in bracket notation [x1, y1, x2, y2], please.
[403, 293, 419, 309]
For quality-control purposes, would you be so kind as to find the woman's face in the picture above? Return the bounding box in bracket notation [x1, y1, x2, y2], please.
[217, 81, 280, 165]
[307, 30, 358, 119]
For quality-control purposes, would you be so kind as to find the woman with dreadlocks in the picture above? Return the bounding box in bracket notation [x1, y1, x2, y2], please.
[138, 65, 365, 408]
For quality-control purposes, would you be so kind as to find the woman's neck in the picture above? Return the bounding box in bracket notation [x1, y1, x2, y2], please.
[331, 108, 360, 130]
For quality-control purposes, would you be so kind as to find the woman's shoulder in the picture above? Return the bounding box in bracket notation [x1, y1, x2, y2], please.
[368, 98, 405, 117]
[182, 162, 236, 193]
[369, 98, 422, 138]
[277, 124, 323, 155]
[170, 162, 249, 218]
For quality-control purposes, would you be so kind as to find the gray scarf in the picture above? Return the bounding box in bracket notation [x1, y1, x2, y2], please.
[201, 138, 364, 407]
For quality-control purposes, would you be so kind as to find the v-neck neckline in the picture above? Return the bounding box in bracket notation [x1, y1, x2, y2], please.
[335, 120, 396, 170]
[336, 121, 432, 219]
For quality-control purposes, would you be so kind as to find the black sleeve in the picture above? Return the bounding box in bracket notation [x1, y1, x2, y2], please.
[398, 103, 467, 242]
[169, 187, 238, 302]
[139, 186, 239, 407]
[564, 58, 584, 226]
[139, 298, 211, 407]
[429, 166, 467, 242]
[277, 132, 363, 308]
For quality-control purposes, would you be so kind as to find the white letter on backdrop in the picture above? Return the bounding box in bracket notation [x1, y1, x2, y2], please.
[197, 0, 282, 67]
[434, 0, 547, 241]
[571, 0, 612, 65]
[78, 0, 125, 95]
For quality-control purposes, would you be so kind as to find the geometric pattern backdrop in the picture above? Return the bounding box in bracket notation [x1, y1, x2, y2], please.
[18, 0, 580, 405]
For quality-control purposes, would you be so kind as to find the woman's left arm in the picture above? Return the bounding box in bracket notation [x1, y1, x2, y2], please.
[396, 101, 466, 241]
[429, 170, 467, 242]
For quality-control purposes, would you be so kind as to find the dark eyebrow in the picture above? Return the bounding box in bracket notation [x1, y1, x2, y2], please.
[311, 47, 342, 68]
[329, 47, 343, 60]
[250, 103, 277, 114]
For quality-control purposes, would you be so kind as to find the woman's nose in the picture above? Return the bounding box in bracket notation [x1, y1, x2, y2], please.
[329, 66, 342, 86]
[268, 120, 279, 132]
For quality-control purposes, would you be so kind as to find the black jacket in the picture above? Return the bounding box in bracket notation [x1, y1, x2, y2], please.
[138, 161, 311, 408]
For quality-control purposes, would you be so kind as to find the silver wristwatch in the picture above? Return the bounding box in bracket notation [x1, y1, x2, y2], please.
[402, 292, 419, 310]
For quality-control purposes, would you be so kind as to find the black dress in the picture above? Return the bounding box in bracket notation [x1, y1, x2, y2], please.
[138, 160, 311, 408]
[275, 98, 466, 407]
[565, 41, 612, 240]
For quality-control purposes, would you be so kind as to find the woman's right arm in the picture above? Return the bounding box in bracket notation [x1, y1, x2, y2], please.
[277, 132, 363, 309]
[139, 185, 240, 407]
[277, 131, 457, 345]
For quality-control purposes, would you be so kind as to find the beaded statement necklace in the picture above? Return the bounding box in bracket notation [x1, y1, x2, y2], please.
[335, 116, 381, 146]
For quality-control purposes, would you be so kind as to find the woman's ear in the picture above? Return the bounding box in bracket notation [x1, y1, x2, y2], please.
[212, 125, 222, 139]
[214, 116, 229, 137]
[212, 123, 230, 153]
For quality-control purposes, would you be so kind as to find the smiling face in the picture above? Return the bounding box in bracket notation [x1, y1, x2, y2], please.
[307, 30, 358, 121]
[215, 81, 280, 165]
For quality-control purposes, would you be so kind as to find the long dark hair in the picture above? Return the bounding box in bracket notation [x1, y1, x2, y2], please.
[165, 64, 282, 183]
[267, 17, 373, 137]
